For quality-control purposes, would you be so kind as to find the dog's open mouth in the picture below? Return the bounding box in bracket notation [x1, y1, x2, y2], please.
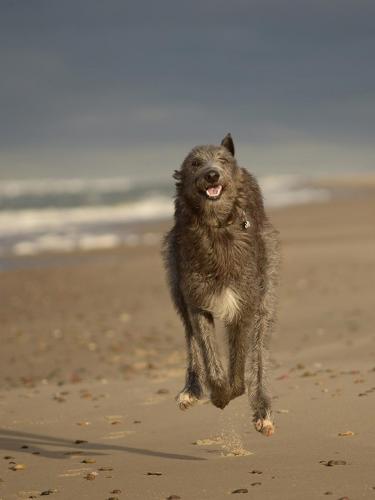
[205, 185, 223, 199]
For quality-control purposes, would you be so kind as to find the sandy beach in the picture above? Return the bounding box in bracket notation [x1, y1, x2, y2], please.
[0, 192, 374, 499]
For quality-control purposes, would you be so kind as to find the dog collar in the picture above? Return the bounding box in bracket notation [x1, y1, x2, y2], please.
[240, 209, 251, 229]
[212, 209, 251, 230]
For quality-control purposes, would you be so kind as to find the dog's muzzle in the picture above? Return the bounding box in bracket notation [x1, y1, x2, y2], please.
[198, 168, 223, 199]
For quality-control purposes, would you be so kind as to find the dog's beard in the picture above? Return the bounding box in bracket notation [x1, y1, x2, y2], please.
[198, 187, 236, 224]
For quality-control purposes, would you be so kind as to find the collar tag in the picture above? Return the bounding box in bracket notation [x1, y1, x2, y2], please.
[239, 209, 251, 229]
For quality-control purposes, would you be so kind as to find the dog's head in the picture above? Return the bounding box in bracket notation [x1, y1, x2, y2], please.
[174, 134, 240, 220]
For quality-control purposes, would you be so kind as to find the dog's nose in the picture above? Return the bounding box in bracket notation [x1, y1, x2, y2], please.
[204, 170, 220, 184]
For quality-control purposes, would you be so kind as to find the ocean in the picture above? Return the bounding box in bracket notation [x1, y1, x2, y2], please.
[0, 175, 329, 259]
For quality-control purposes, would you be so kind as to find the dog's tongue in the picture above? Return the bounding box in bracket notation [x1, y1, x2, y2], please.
[206, 185, 222, 198]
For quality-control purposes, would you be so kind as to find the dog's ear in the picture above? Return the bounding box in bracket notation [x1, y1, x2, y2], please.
[173, 170, 182, 181]
[221, 133, 235, 157]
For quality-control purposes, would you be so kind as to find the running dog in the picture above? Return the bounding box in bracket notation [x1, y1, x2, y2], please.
[163, 134, 280, 436]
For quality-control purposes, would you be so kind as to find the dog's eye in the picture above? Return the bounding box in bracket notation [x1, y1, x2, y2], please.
[217, 157, 227, 164]
[191, 159, 201, 167]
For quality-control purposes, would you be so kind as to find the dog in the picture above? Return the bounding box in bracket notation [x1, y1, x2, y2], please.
[163, 134, 280, 436]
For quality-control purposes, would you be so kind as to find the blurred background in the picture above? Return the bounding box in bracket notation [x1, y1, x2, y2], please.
[0, 0, 374, 259]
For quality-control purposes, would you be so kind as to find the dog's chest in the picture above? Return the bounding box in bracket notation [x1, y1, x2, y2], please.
[180, 227, 257, 316]
[208, 287, 241, 322]
[189, 227, 254, 279]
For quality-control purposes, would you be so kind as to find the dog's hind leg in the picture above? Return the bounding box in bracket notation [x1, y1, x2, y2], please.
[189, 310, 231, 409]
[247, 229, 279, 436]
[247, 310, 275, 436]
[227, 320, 250, 401]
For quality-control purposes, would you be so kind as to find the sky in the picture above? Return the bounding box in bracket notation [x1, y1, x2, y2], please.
[0, 0, 374, 179]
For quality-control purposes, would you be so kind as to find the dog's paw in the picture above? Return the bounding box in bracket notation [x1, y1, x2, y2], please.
[176, 391, 199, 411]
[255, 418, 275, 437]
[210, 387, 231, 410]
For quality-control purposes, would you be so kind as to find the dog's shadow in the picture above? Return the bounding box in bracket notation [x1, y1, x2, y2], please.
[0, 428, 204, 461]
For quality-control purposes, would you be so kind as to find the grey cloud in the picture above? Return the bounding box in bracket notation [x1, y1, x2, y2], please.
[0, 0, 374, 176]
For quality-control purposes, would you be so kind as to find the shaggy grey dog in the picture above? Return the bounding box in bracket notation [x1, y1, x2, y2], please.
[163, 134, 280, 436]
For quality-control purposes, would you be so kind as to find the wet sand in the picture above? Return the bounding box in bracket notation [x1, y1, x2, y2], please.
[0, 193, 374, 499]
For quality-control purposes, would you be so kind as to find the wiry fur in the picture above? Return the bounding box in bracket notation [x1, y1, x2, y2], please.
[162, 134, 280, 435]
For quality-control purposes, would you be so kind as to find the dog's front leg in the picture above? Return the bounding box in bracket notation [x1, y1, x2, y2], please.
[174, 295, 204, 411]
[176, 332, 204, 410]
[189, 309, 231, 409]
[246, 310, 275, 437]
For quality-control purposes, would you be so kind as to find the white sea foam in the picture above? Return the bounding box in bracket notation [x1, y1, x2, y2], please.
[13, 233, 121, 256]
[78, 234, 121, 251]
[261, 175, 330, 207]
[12, 232, 161, 256]
[0, 196, 173, 237]
[13, 235, 77, 255]
[0, 177, 132, 197]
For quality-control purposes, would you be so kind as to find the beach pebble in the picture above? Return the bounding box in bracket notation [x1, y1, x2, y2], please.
[74, 440, 88, 444]
[84, 472, 98, 480]
[108, 497, 119, 500]
[53, 395, 66, 403]
[98, 467, 113, 471]
[321, 460, 347, 467]
[110, 490, 122, 494]
[156, 388, 169, 394]
[40, 489, 58, 496]
[231, 489, 248, 494]
[147, 472, 163, 476]
[251, 482, 261, 486]
[166, 496, 181, 500]
[9, 464, 26, 471]
[3, 456, 15, 460]
[81, 459, 96, 464]
[250, 470, 263, 474]
[338, 431, 354, 437]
